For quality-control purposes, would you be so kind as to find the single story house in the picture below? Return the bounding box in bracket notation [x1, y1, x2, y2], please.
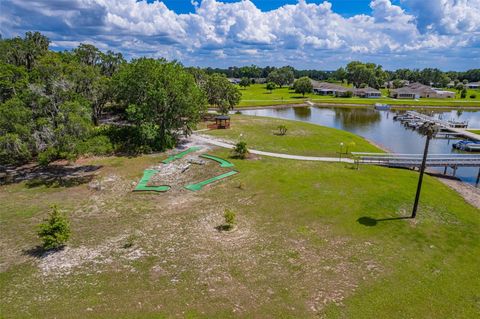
[467, 82, 480, 89]
[311, 81, 352, 97]
[311, 81, 381, 98]
[354, 87, 382, 98]
[227, 78, 241, 84]
[390, 83, 455, 99]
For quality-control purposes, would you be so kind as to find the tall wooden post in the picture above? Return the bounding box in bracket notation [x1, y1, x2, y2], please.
[412, 124, 436, 219]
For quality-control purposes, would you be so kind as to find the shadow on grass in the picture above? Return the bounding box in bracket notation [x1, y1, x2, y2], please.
[1, 164, 101, 187]
[215, 224, 234, 232]
[357, 216, 411, 227]
[23, 245, 65, 259]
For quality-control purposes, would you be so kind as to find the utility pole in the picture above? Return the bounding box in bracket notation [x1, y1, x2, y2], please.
[411, 123, 437, 219]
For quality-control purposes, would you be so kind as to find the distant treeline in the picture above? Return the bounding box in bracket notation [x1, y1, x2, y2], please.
[203, 65, 480, 85]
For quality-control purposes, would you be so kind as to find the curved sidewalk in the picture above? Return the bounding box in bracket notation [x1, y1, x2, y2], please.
[192, 135, 354, 163]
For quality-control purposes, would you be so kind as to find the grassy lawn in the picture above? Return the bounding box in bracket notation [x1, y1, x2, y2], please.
[1, 147, 479, 318]
[238, 84, 480, 108]
[468, 130, 480, 135]
[203, 114, 380, 156]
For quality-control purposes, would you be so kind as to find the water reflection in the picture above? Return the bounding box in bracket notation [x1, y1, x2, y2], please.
[333, 108, 381, 129]
[293, 107, 312, 121]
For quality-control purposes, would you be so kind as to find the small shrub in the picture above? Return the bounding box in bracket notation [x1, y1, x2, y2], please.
[77, 135, 114, 156]
[342, 91, 353, 98]
[470, 94, 477, 99]
[232, 141, 248, 159]
[223, 209, 236, 230]
[37, 206, 71, 250]
[460, 88, 467, 99]
[277, 125, 288, 136]
[122, 234, 137, 249]
[37, 147, 59, 166]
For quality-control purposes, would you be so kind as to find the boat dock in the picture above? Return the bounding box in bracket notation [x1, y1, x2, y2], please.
[352, 152, 480, 184]
[395, 111, 480, 141]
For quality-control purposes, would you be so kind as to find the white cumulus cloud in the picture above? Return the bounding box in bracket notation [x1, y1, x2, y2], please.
[0, 0, 478, 69]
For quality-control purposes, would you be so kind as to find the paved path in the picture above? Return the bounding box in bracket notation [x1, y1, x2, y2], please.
[192, 134, 354, 163]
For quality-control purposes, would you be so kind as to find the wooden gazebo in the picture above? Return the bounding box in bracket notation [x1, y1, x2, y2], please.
[207, 115, 231, 129]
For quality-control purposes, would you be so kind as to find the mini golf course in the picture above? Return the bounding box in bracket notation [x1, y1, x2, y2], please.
[162, 146, 202, 164]
[133, 169, 171, 192]
[134, 147, 238, 192]
[200, 154, 235, 168]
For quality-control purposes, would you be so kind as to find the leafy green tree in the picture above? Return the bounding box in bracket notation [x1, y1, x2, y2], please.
[113, 58, 206, 151]
[239, 77, 250, 89]
[392, 79, 405, 89]
[346, 61, 386, 89]
[266, 82, 276, 93]
[203, 73, 241, 114]
[0, 98, 32, 164]
[0, 32, 49, 70]
[333, 67, 347, 83]
[0, 62, 28, 102]
[267, 67, 294, 87]
[37, 206, 71, 250]
[293, 76, 313, 96]
[461, 88, 467, 99]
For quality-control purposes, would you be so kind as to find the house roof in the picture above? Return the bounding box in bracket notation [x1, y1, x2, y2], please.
[355, 87, 380, 94]
[311, 80, 352, 92]
[392, 82, 437, 94]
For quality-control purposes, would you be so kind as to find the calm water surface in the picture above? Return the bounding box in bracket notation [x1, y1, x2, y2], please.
[240, 106, 480, 185]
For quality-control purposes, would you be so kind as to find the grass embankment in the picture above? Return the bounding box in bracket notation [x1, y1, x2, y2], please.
[1, 119, 479, 318]
[204, 114, 379, 156]
[468, 130, 480, 135]
[238, 84, 480, 108]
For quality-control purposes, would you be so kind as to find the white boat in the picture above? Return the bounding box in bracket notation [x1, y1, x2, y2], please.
[374, 103, 391, 110]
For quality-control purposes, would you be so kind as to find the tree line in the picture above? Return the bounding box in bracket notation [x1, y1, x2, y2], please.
[0, 32, 240, 166]
[204, 64, 480, 88]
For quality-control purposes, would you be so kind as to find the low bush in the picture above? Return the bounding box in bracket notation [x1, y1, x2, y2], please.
[232, 141, 248, 159]
[223, 209, 236, 230]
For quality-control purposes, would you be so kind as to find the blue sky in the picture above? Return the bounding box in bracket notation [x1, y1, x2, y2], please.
[1, 0, 479, 70]
[158, 0, 400, 16]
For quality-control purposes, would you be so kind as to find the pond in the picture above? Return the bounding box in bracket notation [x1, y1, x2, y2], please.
[240, 106, 480, 185]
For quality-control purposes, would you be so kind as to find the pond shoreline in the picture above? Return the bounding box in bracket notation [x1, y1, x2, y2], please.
[220, 102, 480, 111]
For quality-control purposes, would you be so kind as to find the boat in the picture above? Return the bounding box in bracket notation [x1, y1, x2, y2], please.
[375, 103, 391, 110]
[453, 140, 480, 152]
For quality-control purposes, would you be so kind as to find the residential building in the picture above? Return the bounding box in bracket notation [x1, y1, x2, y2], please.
[390, 82, 455, 99]
[466, 82, 480, 89]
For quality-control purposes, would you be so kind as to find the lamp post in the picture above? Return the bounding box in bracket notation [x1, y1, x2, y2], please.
[339, 142, 344, 162]
[411, 122, 438, 219]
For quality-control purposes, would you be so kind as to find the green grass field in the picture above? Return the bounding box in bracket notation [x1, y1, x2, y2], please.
[1, 118, 479, 318]
[237, 84, 480, 108]
[204, 114, 380, 156]
[468, 130, 480, 135]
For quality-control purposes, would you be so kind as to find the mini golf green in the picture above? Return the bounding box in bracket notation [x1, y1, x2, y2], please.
[200, 154, 235, 168]
[162, 146, 202, 164]
[185, 171, 238, 191]
[134, 169, 170, 192]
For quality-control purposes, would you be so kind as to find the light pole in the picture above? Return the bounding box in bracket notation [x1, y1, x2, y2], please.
[339, 142, 344, 162]
[411, 123, 438, 219]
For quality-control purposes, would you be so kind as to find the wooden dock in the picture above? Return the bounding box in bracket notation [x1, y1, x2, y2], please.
[405, 111, 480, 141]
[352, 152, 480, 184]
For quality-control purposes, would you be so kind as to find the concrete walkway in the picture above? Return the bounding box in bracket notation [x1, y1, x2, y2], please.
[192, 134, 354, 163]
